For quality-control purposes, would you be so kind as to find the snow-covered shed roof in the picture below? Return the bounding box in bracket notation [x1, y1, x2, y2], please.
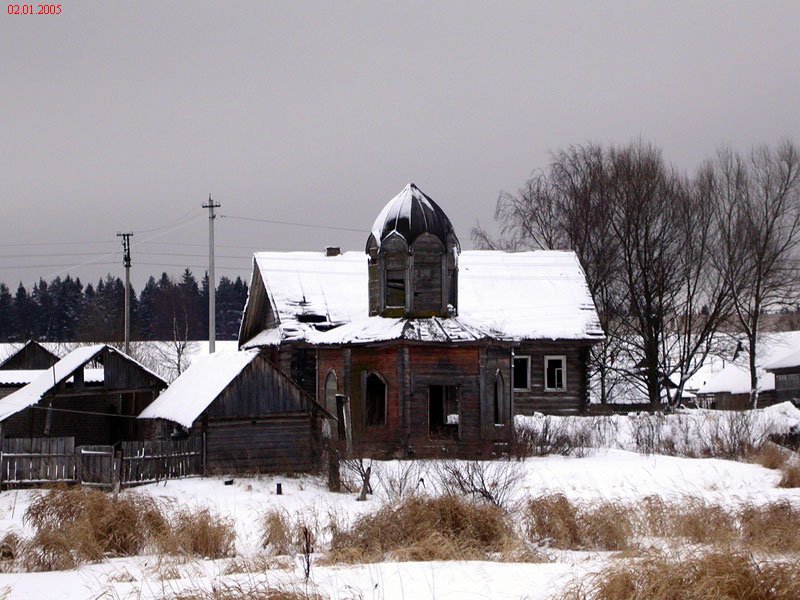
[697, 331, 800, 395]
[765, 346, 800, 371]
[139, 350, 259, 428]
[0, 344, 165, 422]
[241, 249, 603, 347]
[368, 183, 459, 251]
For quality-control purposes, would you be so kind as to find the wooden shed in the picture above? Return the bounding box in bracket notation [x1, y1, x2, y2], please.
[766, 347, 800, 406]
[0, 344, 167, 446]
[139, 349, 332, 474]
[0, 340, 59, 371]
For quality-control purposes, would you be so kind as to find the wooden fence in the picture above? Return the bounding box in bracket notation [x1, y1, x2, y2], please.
[0, 437, 204, 489]
[120, 438, 203, 487]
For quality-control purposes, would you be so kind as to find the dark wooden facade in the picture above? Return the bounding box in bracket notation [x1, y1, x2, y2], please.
[0, 341, 58, 371]
[0, 346, 166, 447]
[185, 354, 324, 474]
[767, 363, 800, 406]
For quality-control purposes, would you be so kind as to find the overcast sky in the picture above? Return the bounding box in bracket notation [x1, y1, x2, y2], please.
[2, 1, 799, 291]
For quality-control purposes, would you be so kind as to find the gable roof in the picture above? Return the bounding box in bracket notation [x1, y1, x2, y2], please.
[240, 250, 603, 347]
[139, 350, 259, 428]
[0, 340, 59, 370]
[766, 346, 800, 372]
[0, 344, 166, 422]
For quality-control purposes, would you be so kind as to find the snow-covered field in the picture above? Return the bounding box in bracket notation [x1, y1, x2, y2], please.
[0, 405, 798, 599]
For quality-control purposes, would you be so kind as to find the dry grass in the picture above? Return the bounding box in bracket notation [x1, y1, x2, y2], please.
[777, 463, 800, 488]
[22, 487, 167, 571]
[668, 497, 737, 545]
[169, 584, 327, 600]
[157, 507, 236, 559]
[222, 554, 293, 576]
[739, 500, 800, 553]
[328, 495, 517, 563]
[749, 442, 789, 470]
[260, 509, 318, 557]
[523, 494, 633, 551]
[15, 488, 234, 571]
[559, 550, 800, 600]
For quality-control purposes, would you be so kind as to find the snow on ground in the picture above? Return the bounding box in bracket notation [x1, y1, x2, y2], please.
[0, 406, 799, 599]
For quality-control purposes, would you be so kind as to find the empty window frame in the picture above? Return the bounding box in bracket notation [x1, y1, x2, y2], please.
[429, 385, 459, 437]
[544, 355, 567, 391]
[513, 356, 531, 390]
[385, 269, 405, 308]
[324, 370, 338, 416]
[365, 372, 387, 426]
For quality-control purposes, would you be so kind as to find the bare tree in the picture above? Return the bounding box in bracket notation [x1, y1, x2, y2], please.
[712, 142, 800, 407]
[475, 141, 737, 408]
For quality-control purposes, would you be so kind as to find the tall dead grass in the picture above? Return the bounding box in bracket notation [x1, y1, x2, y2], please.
[558, 550, 800, 600]
[524, 494, 633, 551]
[17, 488, 234, 571]
[328, 495, 520, 563]
[22, 487, 167, 571]
[260, 509, 318, 557]
[169, 584, 327, 600]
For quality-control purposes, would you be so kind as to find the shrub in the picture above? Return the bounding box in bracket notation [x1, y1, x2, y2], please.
[749, 442, 789, 470]
[432, 459, 522, 509]
[329, 495, 516, 563]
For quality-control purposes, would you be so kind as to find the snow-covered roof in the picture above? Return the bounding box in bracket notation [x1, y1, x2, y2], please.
[0, 368, 103, 387]
[0, 344, 106, 422]
[139, 350, 259, 428]
[0, 344, 165, 422]
[243, 250, 603, 347]
[765, 346, 800, 371]
[697, 331, 800, 395]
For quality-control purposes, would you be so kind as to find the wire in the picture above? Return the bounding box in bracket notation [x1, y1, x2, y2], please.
[132, 207, 202, 235]
[222, 214, 367, 233]
[30, 404, 141, 419]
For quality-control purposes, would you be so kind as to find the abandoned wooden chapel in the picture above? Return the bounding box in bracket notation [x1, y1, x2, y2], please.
[235, 183, 603, 458]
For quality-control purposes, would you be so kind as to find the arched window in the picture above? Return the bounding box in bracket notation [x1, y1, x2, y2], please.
[324, 370, 338, 417]
[494, 370, 504, 425]
[365, 372, 387, 426]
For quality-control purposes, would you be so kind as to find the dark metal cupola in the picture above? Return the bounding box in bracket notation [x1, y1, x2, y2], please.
[366, 183, 460, 318]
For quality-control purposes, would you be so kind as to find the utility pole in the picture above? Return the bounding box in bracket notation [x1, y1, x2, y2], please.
[202, 194, 221, 353]
[116, 232, 133, 355]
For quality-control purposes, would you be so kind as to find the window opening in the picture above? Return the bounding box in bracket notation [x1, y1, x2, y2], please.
[429, 385, 459, 438]
[365, 372, 386, 426]
[324, 370, 338, 416]
[494, 371, 504, 425]
[513, 356, 530, 390]
[545, 356, 566, 390]
[386, 269, 405, 308]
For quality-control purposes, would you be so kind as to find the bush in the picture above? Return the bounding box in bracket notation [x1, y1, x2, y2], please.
[329, 495, 516, 563]
[778, 463, 800, 488]
[432, 460, 522, 509]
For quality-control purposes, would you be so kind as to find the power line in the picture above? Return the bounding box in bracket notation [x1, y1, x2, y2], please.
[222, 214, 367, 233]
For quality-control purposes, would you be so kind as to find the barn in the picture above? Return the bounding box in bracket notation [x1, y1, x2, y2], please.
[0, 344, 167, 446]
[238, 183, 603, 458]
[139, 349, 332, 474]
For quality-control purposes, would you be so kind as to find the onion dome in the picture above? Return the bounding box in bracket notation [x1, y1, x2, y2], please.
[366, 183, 460, 252]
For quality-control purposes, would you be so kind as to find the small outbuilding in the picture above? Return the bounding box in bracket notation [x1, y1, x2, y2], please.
[766, 347, 800, 406]
[0, 344, 167, 446]
[139, 349, 332, 474]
